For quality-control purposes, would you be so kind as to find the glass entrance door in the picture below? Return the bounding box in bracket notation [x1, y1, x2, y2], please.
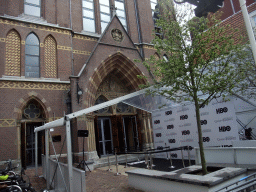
[123, 116, 139, 151]
[25, 123, 43, 167]
[97, 118, 113, 156]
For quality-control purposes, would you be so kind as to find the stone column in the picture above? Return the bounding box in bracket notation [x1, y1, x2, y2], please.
[147, 113, 154, 149]
[142, 113, 149, 149]
[85, 114, 99, 161]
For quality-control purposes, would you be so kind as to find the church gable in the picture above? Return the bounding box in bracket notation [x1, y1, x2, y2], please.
[99, 15, 137, 50]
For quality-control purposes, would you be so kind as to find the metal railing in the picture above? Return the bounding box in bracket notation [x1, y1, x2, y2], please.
[216, 172, 256, 192]
[115, 146, 193, 172]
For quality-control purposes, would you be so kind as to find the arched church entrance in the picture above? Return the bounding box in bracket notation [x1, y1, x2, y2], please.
[20, 99, 46, 168]
[93, 74, 142, 158]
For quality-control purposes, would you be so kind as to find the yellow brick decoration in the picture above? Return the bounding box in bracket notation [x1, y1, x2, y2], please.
[73, 50, 91, 55]
[73, 34, 97, 41]
[44, 36, 57, 78]
[0, 18, 70, 35]
[0, 38, 5, 42]
[0, 81, 70, 90]
[5, 30, 21, 76]
[143, 45, 156, 50]
[56, 46, 91, 55]
[57, 45, 72, 51]
[0, 119, 16, 127]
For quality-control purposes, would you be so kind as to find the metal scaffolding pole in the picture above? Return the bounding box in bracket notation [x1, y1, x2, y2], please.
[35, 132, 38, 176]
[239, 0, 256, 65]
[45, 129, 50, 190]
[65, 118, 74, 192]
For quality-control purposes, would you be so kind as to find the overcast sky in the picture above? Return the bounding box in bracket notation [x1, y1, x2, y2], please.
[173, 1, 196, 23]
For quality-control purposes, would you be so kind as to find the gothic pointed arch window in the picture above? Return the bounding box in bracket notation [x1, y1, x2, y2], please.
[5, 30, 21, 76]
[94, 95, 112, 114]
[44, 35, 57, 78]
[25, 33, 40, 78]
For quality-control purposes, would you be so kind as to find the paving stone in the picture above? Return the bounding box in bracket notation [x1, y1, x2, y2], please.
[24, 166, 143, 192]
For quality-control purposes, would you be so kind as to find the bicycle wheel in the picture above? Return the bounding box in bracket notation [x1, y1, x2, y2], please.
[7, 185, 22, 192]
[23, 186, 36, 192]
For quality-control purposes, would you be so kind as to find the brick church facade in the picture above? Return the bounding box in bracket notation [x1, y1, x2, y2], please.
[0, 0, 159, 167]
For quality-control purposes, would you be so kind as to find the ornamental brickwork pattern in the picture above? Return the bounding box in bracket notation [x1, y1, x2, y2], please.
[0, 81, 70, 90]
[5, 30, 21, 76]
[44, 36, 57, 78]
[0, 119, 16, 127]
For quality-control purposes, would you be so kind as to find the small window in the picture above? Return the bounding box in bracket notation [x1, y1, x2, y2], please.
[25, 33, 40, 78]
[82, 0, 95, 33]
[24, 0, 41, 17]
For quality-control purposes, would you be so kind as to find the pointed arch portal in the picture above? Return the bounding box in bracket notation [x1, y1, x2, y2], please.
[86, 53, 147, 107]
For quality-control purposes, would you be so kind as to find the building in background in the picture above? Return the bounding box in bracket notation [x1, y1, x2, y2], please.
[0, 0, 161, 168]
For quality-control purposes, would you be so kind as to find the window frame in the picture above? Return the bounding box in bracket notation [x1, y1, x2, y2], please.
[82, 0, 96, 33]
[99, 0, 111, 33]
[115, 0, 127, 30]
[24, 0, 41, 17]
[25, 33, 40, 78]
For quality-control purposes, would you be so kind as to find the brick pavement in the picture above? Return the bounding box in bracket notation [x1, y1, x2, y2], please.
[25, 167, 47, 192]
[86, 168, 144, 192]
[25, 166, 144, 192]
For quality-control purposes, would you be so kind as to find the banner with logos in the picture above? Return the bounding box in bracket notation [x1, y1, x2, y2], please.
[152, 98, 238, 160]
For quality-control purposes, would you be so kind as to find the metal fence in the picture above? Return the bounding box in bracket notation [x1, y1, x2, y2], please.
[42, 155, 86, 192]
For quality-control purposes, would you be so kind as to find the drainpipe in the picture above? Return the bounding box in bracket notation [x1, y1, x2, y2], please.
[69, 0, 74, 75]
[239, 0, 256, 66]
[134, 0, 145, 59]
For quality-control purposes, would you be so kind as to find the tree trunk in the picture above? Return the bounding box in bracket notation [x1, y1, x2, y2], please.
[193, 94, 208, 175]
